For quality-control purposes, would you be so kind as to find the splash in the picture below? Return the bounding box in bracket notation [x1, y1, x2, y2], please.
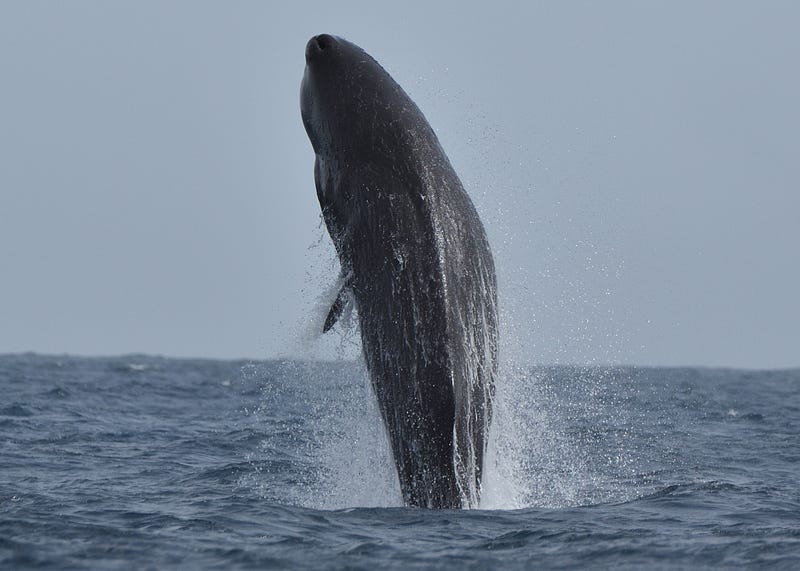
[299, 361, 402, 509]
[481, 363, 644, 509]
[239, 358, 400, 508]
[252, 217, 646, 510]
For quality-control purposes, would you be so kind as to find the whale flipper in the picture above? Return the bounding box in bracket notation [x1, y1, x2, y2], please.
[323, 276, 351, 333]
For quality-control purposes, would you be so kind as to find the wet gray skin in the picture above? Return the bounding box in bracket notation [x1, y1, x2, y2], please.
[301, 34, 498, 509]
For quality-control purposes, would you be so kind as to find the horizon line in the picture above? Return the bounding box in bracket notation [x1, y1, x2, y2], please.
[1, 350, 798, 372]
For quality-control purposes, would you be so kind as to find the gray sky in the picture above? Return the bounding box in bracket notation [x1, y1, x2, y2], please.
[1, 1, 798, 368]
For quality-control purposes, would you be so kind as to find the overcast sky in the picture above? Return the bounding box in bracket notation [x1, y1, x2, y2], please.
[1, 1, 797, 368]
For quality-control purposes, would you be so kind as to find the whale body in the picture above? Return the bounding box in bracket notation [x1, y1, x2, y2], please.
[300, 34, 498, 508]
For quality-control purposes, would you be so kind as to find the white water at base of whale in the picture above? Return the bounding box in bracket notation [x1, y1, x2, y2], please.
[273, 224, 646, 511]
[271, 311, 653, 511]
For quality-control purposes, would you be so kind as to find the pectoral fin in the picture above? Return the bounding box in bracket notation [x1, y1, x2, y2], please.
[323, 277, 352, 333]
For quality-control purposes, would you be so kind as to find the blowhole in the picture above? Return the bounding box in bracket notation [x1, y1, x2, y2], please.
[316, 34, 333, 51]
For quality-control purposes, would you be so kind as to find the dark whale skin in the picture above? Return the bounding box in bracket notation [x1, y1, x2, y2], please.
[300, 34, 498, 509]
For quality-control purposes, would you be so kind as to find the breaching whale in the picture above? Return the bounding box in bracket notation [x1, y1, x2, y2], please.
[300, 34, 498, 509]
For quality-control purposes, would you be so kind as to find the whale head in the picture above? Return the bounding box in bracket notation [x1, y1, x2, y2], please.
[300, 34, 429, 162]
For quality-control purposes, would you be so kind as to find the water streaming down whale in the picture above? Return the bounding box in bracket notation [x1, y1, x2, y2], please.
[300, 34, 498, 509]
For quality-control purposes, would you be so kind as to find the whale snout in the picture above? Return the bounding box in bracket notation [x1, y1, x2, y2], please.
[305, 34, 336, 63]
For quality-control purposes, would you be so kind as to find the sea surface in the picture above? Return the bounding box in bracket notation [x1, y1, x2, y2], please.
[1, 353, 798, 569]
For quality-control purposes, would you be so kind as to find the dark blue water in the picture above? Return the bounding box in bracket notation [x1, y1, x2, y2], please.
[1, 354, 798, 569]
